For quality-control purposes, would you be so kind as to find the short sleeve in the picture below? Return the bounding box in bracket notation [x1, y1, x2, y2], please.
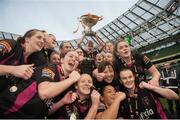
[0, 39, 15, 58]
[137, 53, 153, 69]
[97, 102, 106, 113]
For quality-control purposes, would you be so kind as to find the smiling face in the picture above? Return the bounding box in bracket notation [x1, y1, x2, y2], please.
[96, 53, 104, 63]
[104, 52, 114, 63]
[119, 69, 135, 90]
[48, 34, 57, 49]
[61, 42, 72, 55]
[75, 48, 84, 57]
[98, 62, 115, 83]
[43, 32, 56, 50]
[76, 74, 93, 97]
[101, 85, 116, 107]
[87, 41, 94, 53]
[103, 65, 114, 83]
[62, 51, 79, 73]
[50, 52, 60, 65]
[116, 41, 131, 58]
[26, 31, 44, 54]
[105, 42, 114, 53]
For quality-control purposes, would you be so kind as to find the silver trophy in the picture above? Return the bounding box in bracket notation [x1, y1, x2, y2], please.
[74, 13, 103, 36]
[74, 13, 105, 49]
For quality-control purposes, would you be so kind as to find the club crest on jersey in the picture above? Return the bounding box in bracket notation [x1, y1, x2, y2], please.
[0, 41, 12, 55]
[142, 96, 149, 107]
[42, 68, 55, 79]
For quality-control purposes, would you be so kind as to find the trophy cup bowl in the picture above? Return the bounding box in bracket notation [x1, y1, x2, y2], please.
[80, 13, 103, 36]
[80, 13, 103, 27]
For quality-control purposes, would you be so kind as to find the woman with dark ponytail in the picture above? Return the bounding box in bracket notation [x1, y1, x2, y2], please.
[0, 29, 44, 91]
[0, 29, 45, 118]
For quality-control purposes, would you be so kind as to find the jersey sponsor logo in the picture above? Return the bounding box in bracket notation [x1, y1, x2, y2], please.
[41, 68, 55, 79]
[139, 108, 154, 119]
[0, 41, 12, 55]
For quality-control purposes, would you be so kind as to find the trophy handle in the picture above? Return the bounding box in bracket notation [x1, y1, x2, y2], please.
[73, 19, 81, 34]
[98, 16, 103, 21]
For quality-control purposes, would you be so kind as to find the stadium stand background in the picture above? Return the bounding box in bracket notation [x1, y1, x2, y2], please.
[1, 0, 180, 70]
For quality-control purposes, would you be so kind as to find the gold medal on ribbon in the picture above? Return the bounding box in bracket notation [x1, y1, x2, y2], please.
[9, 85, 18, 92]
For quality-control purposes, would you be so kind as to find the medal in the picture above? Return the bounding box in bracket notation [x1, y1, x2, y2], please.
[9, 85, 18, 92]
[70, 113, 76, 120]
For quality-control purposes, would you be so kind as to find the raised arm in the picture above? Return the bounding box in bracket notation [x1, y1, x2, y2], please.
[139, 81, 179, 100]
[94, 33, 105, 51]
[48, 91, 78, 115]
[147, 65, 161, 87]
[85, 90, 100, 119]
[77, 33, 86, 48]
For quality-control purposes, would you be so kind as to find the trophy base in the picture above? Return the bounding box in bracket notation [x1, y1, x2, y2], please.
[83, 31, 95, 36]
